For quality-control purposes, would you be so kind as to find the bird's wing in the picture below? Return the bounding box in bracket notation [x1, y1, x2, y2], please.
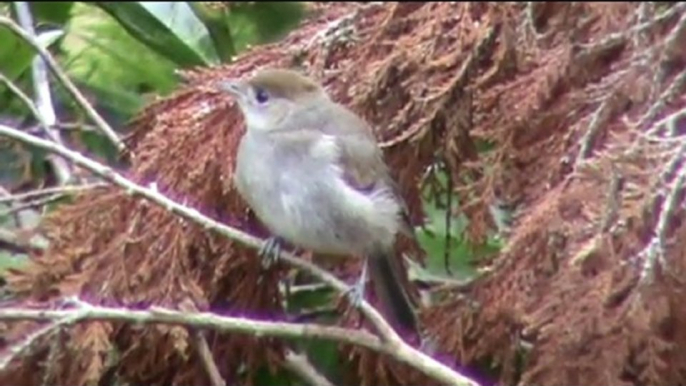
[271, 101, 416, 238]
[323, 105, 416, 238]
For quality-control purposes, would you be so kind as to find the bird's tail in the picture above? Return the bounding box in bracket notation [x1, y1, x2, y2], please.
[367, 247, 419, 338]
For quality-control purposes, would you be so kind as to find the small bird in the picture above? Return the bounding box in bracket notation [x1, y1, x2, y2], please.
[220, 68, 419, 336]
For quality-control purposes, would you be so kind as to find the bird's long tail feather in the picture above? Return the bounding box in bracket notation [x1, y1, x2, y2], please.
[367, 248, 419, 338]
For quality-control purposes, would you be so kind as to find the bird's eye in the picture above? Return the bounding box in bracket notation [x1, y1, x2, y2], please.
[254, 87, 269, 104]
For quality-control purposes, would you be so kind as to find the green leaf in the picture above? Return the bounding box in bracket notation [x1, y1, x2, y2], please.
[0, 250, 29, 278]
[76, 122, 122, 164]
[228, 2, 304, 52]
[300, 340, 342, 383]
[416, 195, 476, 281]
[413, 166, 502, 281]
[95, 1, 218, 67]
[187, 2, 235, 62]
[251, 365, 296, 386]
[0, 26, 64, 81]
[30, 2, 75, 26]
[59, 2, 178, 121]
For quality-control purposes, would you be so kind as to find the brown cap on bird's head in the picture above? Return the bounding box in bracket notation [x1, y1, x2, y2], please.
[219, 68, 329, 131]
[220, 68, 324, 102]
[249, 69, 323, 100]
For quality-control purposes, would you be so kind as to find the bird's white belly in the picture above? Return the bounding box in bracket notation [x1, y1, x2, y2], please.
[235, 134, 400, 256]
[267, 179, 354, 255]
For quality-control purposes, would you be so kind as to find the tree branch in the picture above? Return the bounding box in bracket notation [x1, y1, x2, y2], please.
[0, 123, 478, 386]
[13, 2, 72, 184]
[0, 300, 384, 365]
[190, 331, 226, 386]
[283, 350, 337, 386]
[0, 183, 106, 204]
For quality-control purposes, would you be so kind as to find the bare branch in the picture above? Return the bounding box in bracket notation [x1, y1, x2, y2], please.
[579, 2, 686, 51]
[191, 331, 226, 386]
[0, 193, 65, 218]
[0, 183, 106, 204]
[0, 184, 30, 229]
[639, 143, 686, 281]
[0, 15, 124, 151]
[13, 2, 72, 184]
[0, 72, 71, 186]
[0, 73, 45, 130]
[0, 124, 477, 386]
[634, 68, 686, 132]
[0, 301, 383, 366]
[284, 350, 337, 386]
[13, 3, 59, 142]
[0, 304, 82, 370]
[575, 94, 621, 167]
[638, 139, 686, 282]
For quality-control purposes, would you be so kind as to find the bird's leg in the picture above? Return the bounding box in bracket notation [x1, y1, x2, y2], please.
[258, 236, 283, 268]
[346, 257, 369, 309]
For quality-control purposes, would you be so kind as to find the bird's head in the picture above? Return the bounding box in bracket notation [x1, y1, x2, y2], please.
[219, 68, 327, 131]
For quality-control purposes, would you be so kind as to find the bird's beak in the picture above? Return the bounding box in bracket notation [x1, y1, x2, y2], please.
[218, 79, 244, 98]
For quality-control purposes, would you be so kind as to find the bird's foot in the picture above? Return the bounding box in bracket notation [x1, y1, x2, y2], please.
[346, 279, 366, 309]
[345, 259, 368, 309]
[259, 236, 283, 269]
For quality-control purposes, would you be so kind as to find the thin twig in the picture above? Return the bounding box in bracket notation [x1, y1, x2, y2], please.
[578, 2, 686, 51]
[0, 124, 399, 332]
[0, 123, 477, 386]
[191, 331, 226, 386]
[0, 15, 124, 151]
[0, 322, 57, 370]
[0, 301, 384, 363]
[284, 350, 336, 386]
[0, 183, 26, 229]
[0, 183, 106, 204]
[0, 71, 71, 185]
[13, 2, 72, 184]
[575, 95, 620, 168]
[0, 73, 45, 130]
[638, 141, 686, 282]
[14, 2, 58, 142]
[631, 68, 686, 132]
[0, 193, 64, 218]
[0, 304, 82, 370]
[632, 107, 686, 282]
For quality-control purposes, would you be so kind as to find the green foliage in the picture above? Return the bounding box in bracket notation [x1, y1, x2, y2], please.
[1, 1, 308, 130]
[0, 26, 63, 81]
[300, 339, 342, 382]
[0, 250, 28, 276]
[413, 167, 503, 283]
[60, 3, 179, 114]
[95, 2, 219, 67]
[30, 1, 74, 25]
[227, 2, 305, 53]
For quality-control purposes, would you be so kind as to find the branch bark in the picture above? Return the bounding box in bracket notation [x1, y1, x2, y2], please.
[283, 350, 337, 386]
[0, 300, 383, 365]
[13, 2, 72, 184]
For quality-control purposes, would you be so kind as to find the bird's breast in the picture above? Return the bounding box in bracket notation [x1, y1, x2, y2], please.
[234, 131, 399, 256]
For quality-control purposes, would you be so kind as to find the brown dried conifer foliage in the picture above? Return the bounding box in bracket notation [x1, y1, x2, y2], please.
[2, 2, 686, 386]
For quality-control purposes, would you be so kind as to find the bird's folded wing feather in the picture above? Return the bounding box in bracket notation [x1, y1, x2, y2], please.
[272, 101, 417, 238]
[322, 107, 416, 239]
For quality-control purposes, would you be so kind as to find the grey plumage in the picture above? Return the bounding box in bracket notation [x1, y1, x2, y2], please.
[224, 68, 419, 335]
